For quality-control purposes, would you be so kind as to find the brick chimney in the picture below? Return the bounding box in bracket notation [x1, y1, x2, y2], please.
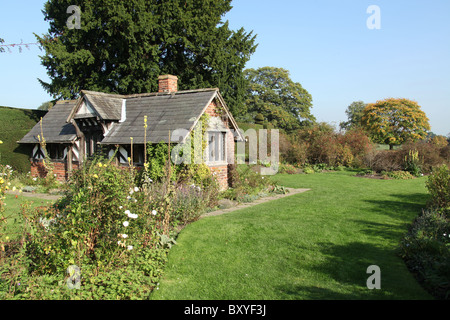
[158, 75, 178, 93]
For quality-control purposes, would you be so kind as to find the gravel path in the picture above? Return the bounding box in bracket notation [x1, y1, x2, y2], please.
[201, 187, 310, 219]
[6, 190, 63, 201]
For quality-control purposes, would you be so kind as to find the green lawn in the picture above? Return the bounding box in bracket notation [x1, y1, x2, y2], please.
[2, 194, 54, 239]
[151, 171, 433, 300]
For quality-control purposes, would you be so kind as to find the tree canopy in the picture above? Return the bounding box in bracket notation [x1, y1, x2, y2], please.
[361, 98, 430, 149]
[37, 101, 54, 111]
[243, 67, 315, 131]
[36, 0, 257, 118]
[339, 101, 366, 131]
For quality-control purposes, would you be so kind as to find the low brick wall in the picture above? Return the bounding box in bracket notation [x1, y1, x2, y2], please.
[208, 165, 228, 190]
[30, 160, 79, 182]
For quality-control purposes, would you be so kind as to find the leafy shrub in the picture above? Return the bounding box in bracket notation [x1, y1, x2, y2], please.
[278, 163, 300, 174]
[309, 134, 340, 166]
[399, 209, 450, 299]
[426, 164, 450, 212]
[224, 165, 272, 202]
[335, 144, 354, 167]
[364, 140, 448, 175]
[337, 128, 374, 167]
[366, 150, 403, 173]
[23, 160, 142, 274]
[303, 166, 315, 174]
[383, 170, 415, 180]
[286, 123, 372, 168]
[399, 141, 445, 174]
[440, 145, 450, 163]
[430, 135, 449, 149]
[356, 168, 375, 176]
[170, 180, 219, 224]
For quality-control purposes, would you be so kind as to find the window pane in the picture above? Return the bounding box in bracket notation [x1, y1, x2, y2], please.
[208, 132, 227, 162]
[215, 132, 220, 162]
[222, 132, 226, 162]
[209, 133, 215, 162]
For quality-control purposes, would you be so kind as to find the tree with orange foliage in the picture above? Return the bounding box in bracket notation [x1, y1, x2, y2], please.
[430, 135, 448, 148]
[361, 98, 430, 150]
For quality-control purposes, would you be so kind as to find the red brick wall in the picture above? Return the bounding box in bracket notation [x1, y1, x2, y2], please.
[31, 160, 79, 182]
[209, 165, 228, 190]
[205, 100, 220, 117]
[204, 100, 235, 190]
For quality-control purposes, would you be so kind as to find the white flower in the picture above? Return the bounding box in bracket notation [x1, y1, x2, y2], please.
[125, 210, 131, 216]
[128, 213, 138, 219]
[121, 234, 128, 239]
[32, 177, 37, 181]
[134, 187, 139, 192]
[152, 210, 157, 216]
[129, 189, 134, 195]
[119, 206, 123, 209]
[127, 245, 133, 251]
[123, 221, 129, 227]
[127, 196, 132, 200]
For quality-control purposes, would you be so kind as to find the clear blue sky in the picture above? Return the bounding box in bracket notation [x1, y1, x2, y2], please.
[1, 1, 449, 135]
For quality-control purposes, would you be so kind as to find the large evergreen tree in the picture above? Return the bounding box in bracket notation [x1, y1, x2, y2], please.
[36, 0, 257, 117]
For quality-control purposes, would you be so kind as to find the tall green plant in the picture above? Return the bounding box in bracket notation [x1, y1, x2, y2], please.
[426, 164, 450, 213]
[404, 149, 422, 177]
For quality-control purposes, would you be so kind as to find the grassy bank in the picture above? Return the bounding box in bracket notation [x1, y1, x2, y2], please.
[0, 106, 46, 173]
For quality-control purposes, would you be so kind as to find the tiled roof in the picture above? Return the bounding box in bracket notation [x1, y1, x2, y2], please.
[20, 87, 242, 146]
[100, 89, 217, 144]
[19, 100, 77, 144]
[77, 90, 124, 120]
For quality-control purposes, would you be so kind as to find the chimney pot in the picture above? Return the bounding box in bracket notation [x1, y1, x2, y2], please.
[158, 75, 178, 93]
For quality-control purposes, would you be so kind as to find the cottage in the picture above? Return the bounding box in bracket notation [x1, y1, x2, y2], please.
[19, 75, 244, 190]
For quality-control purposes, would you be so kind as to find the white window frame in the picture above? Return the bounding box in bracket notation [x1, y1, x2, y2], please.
[207, 131, 227, 164]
